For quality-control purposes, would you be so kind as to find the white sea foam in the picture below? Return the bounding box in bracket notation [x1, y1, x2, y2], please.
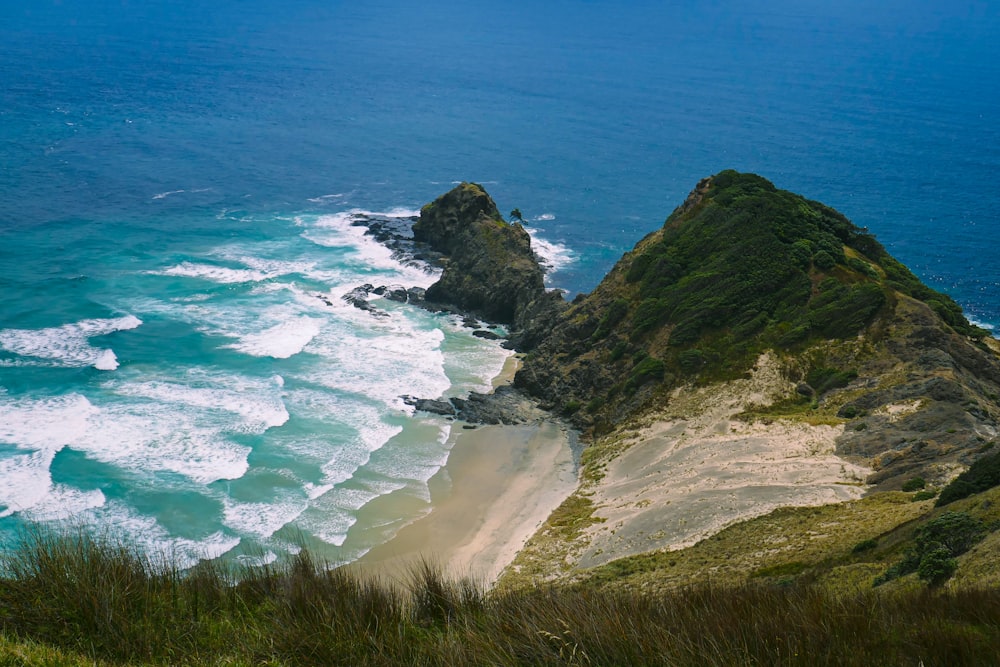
[153, 261, 272, 284]
[140, 289, 328, 362]
[0, 393, 100, 450]
[300, 479, 410, 547]
[0, 315, 141, 370]
[0, 394, 106, 518]
[969, 316, 996, 332]
[236, 551, 279, 567]
[319, 421, 404, 488]
[93, 349, 120, 371]
[0, 449, 58, 517]
[109, 372, 289, 435]
[303, 508, 356, 547]
[535, 213, 556, 221]
[523, 226, 575, 274]
[17, 482, 106, 522]
[281, 388, 404, 487]
[207, 245, 347, 284]
[152, 189, 185, 200]
[370, 421, 451, 490]
[308, 193, 346, 203]
[305, 482, 334, 500]
[70, 408, 252, 485]
[0, 384, 254, 506]
[225, 316, 322, 359]
[222, 495, 308, 540]
[299, 209, 438, 288]
[303, 312, 449, 409]
[440, 316, 514, 394]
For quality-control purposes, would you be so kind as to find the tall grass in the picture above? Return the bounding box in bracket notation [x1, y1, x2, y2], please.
[1, 528, 999, 665]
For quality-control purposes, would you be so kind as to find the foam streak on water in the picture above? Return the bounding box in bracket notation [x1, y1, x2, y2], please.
[0, 315, 142, 371]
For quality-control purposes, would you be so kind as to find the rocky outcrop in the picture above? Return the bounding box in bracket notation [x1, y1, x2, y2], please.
[403, 385, 547, 425]
[414, 182, 565, 349]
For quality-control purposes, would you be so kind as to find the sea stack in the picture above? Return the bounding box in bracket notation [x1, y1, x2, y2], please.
[414, 182, 565, 349]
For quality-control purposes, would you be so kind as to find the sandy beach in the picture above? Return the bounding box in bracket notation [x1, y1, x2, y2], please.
[358, 420, 577, 585]
[358, 356, 578, 585]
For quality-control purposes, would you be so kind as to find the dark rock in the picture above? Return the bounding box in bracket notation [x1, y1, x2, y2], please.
[386, 287, 410, 303]
[416, 399, 456, 416]
[796, 382, 815, 397]
[342, 285, 388, 316]
[402, 395, 457, 416]
[473, 330, 501, 340]
[450, 386, 546, 425]
[348, 211, 447, 271]
[413, 182, 566, 349]
[403, 385, 547, 426]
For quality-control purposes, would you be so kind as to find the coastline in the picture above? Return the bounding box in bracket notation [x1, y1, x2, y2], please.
[357, 357, 578, 585]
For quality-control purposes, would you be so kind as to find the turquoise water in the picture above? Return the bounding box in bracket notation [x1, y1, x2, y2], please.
[1, 0, 998, 563]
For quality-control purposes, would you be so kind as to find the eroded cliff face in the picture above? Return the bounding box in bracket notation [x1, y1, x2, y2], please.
[415, 182, 565, 349]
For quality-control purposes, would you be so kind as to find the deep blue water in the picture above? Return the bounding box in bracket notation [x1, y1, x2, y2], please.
[1, 0, 998, 562]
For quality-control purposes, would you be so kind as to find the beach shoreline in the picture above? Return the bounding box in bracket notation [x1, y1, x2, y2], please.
[356, 357, 578, 586]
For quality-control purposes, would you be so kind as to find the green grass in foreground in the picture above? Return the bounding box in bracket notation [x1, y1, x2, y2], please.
[1, 528, 1000, 665]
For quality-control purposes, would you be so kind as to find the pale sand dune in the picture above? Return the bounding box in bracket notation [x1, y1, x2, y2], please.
[357, 419, 577, 586]
[574, 353, 872, 568]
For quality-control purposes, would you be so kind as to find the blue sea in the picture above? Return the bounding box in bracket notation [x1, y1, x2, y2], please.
[1, 0, 998, 565]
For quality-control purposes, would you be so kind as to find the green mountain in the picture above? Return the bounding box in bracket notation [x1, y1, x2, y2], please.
[514, 170, 1000, 489]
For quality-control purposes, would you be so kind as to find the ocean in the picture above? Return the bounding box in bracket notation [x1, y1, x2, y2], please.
[1, 0, 998, 565]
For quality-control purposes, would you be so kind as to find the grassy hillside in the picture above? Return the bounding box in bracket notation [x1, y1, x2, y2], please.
[2, 528, 1000, 665]
[564, 485, 1000, 595]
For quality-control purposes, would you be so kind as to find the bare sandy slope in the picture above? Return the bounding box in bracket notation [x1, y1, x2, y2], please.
[575, 353, 872, 569]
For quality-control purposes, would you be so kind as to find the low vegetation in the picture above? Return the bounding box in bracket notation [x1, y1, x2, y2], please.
[938, 449, 1000, 506]
[3, 528, 1000, 665]
[875, 511, 988, 586]
[618, 170, 951, 384]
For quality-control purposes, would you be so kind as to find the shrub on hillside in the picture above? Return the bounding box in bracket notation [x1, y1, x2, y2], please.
[937, 450, 1000, 506]
[626, 357, 666, 391]
[806, 367, 857, 395]
[875, 511, 986, 587]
